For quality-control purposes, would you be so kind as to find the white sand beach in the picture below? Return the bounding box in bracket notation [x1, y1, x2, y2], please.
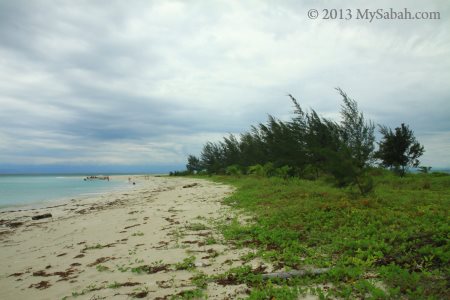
[0, 176, 266, 299]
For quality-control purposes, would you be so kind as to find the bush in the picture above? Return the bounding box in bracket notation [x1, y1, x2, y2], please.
[226, 165, 242, 176]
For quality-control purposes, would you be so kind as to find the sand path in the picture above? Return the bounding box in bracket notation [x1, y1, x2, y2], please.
[0, 176, 264, 299]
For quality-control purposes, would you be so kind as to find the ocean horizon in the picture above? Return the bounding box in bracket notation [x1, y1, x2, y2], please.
[0, 174, 135, 210]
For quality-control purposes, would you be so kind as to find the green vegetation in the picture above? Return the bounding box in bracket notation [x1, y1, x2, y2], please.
[174, 256, 197, 271]
[107, 281, 122, 289]
[186, 222, 208, 231]
[176, 89, 426, 196]
[209, 172, 449, 299]
[95, 264, 110, 272]
[171, 288, 206, 300]
[131, 231, 144, 236]
[376, 123, 425, 176]
[172, 89, 446, 298]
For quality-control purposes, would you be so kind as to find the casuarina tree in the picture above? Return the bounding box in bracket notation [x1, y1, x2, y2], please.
[375, 123, 424, 176]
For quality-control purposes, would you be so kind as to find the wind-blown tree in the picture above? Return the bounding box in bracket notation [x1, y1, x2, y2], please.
[187, 88, 410, 194]
[220, 134, 241, 167]
[375, 123, 424, 176]
[258, 115, 301, 169]
[304, 110, 340, 178]
[200, 142, 225, 174]
[337, 88, 375, 169]
[238, 130, 266, 167]
[333, 88, 376, 194]
[186, 155, 202, 173]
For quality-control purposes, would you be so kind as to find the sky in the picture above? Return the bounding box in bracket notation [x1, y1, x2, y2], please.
[0, 0, 449, 173]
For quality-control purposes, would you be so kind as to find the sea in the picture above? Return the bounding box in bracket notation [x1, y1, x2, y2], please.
[0, 174, 131, 210]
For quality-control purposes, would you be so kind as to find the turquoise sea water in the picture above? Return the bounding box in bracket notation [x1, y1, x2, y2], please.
[0, 175, 130, 209]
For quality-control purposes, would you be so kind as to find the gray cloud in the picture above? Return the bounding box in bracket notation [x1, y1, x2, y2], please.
[1, 0, 449, 171]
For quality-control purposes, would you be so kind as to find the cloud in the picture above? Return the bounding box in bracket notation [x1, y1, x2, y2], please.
[0, 0, 449, 171]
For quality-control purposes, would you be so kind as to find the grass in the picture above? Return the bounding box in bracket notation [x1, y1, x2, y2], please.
[205, 170, 449, 299]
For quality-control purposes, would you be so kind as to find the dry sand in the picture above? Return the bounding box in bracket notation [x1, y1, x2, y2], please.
[0, 176, 267, 299]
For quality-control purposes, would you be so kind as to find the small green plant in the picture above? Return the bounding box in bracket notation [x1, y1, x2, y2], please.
[170, 228, 185, 247]
[84, 243, 106, 250]
[116, 264, 130, 272]
[174, 256, 196, 271]
[247, 283, 301, 300]
[191, 271, 209, 289]
[240, 252, 257, 263]
[131, 231, 144, 236]
[186, 223, 208, 231]
[171, 288, 205, 299]
[214, 265, 262, 286]
[107, 281, 121, 289]
[204, 235, 217, 245]
[96, 264, 110, 272]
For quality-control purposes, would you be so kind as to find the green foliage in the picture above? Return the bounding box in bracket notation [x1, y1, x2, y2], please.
[225, 164, 242, 176]
[186, 155, 202, 173]
[213, 265, 262, 286]
[171, 288, 205, 300]
[185, 88, 386, 195]
[107, 281, 121, 289]
[375, 123, 425, 176]
[200, 141, 225, 174]
[337, 88, 375, 169]
[190, 271, 209, 289]
[275, 165, 292, 179]
[169, 170, 191, 176]
[174, 256, 196, 271]
[186, 222, 208, 231]
[95, 264, 110, 272]
[247, 284, 301, 300]
[248, 164, 265, 177]
[213, 173, 450, 298]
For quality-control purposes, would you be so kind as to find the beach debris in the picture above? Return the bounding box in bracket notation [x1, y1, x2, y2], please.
[33, 266, 79, 281]
[8, 221, 24, 228]
[31, 213, 52, 220]
[128, 290, 148, 298]
[182, 183, 199, 188]
[261, 267, 330, 280]
[83, 175, 110, 181]
[87, 256, 116, 267]
[29, 280, 51, 290]
[124, 223, 141, 229]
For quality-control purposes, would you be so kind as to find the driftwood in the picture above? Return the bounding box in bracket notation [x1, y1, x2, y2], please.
[183, 183, 199, 188]
[261, 267, 330, 280]
[31, 213, 52, 220]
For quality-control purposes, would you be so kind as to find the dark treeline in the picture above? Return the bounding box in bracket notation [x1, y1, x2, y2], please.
[175, 88, 424, 195]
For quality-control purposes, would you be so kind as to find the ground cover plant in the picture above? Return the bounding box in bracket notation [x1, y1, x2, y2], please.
[209, 170, 449, 299]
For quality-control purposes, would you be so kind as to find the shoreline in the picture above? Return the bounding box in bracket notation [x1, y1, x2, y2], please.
[0, 175, 138, 213]
[0, 175, 268, 299]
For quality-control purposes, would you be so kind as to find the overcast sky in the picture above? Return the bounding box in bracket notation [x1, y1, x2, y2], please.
[0, 0, 449, 173]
